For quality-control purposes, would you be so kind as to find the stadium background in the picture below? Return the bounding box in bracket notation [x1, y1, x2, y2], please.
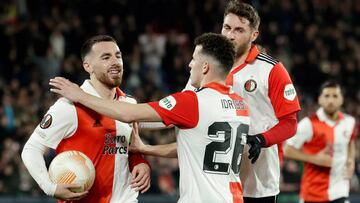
[0, 0, 359, 202]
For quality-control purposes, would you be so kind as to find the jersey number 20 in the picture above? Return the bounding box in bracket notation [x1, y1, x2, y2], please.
[203, 122, 249, 175]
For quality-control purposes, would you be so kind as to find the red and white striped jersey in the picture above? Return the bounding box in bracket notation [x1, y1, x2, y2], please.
[149, 82, 250, 203]
[226, 46, 301, 197]
[287, 108, 356, 202]
[32, 80, 146, 203]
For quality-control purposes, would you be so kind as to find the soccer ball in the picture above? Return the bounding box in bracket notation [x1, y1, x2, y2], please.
[48, 150, 95, 192]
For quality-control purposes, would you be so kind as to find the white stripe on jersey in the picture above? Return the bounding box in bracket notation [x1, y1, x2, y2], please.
[176, 87, 250, 203]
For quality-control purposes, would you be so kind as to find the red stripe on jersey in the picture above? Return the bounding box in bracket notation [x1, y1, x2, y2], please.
[268, 62, 300, 118]
[229, 182, 243, 203]
[350, 122, 358, 141]
[148, 91, 199, 129]
[57, 104, 116, 203]
[300, 114, 333, 202]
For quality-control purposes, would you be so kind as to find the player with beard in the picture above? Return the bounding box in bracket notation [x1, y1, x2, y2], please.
[284, 81, 357, 203]
[50, 32, 251, 203]
[220, 3, 300, 202]
[21, 35, 151, 202]
[131, 2, 300, 203]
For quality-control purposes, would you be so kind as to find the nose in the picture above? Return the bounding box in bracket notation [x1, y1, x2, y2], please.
[188, 61, 194, 71]
[227, 31, 236, 41]
[112, 57, 122, 66]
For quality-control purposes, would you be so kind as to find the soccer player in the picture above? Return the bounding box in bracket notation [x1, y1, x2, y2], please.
[284, 81, 357, 203]
[21, 35, 151, 202]
[223, 2, 300, 202]
[50, 33, 250, 203]
[183, 2, 301, 202]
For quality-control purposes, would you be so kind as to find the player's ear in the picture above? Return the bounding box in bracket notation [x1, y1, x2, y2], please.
[83, 61, 93, 74]
[202, 62, 209, 74]
[251, 30, 259, 43]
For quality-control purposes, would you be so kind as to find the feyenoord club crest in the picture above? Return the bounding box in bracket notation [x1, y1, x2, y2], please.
[244, 79, 257, 92]
[40, 114, 52, 129]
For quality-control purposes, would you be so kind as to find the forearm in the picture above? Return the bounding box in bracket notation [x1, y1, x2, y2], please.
[139, 122, 171, 130]
[21, 137, 57, 196]
[141, 143, 178, 158]
[347, 141, 355, 164]
[349, 141, 355, 159]
[78, 93, 161, 122]
[262, 112, 297, 146]
[284, 145, 312, 163]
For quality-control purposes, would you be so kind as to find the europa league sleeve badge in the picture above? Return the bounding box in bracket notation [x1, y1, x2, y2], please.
[40, 114, 53, 129]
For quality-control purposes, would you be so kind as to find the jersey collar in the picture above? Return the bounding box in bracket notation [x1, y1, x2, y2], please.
[317, 107, 344, 126]
[81, 80, 125, 100]
[81, 80, 102, 98]
[226, 44, 260, 86]
[203, 82, 230, 95]
[245, 44, 260, 64]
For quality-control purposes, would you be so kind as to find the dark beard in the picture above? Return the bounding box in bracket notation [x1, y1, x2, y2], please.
[324, 108, 337, 117]
[98, 73, 122, 88]
[236, 43, 249, 58]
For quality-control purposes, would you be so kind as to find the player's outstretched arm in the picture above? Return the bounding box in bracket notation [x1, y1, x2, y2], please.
[130, 142, 178, 158]
[283, 144, 332, 167]
[129, 122, 177, 158]
[49, 77, 161, 123]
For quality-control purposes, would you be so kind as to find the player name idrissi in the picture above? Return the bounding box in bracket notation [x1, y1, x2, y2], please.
[220, 99, 246, 110]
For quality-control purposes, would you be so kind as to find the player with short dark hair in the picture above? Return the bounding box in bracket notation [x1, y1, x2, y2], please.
[284, 80, 357, 203]
[183, 2, 301, 202]
[22, 35, 151, 202]
[50, 33, 251, 203]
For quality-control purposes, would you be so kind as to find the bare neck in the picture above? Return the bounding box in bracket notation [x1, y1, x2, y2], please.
[200, 72, 226, 87]
[231, 46, 251, 72]
[325, 111, 339, 121]
[89, 78, 116, 100]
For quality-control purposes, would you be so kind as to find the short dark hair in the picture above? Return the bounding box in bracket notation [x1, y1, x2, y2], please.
[224, 1, 260, 30]
[81, 35, 117, 61]
[194, 33, 235, 73]
[319, 80, 342, 94]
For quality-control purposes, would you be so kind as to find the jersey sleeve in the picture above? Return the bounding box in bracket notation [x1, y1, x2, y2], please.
[31, 98, 77, 149]
[268, 62, 301, 118]
[262, 112, 297, 146]
[286, 117, 313, 149]
[128, 152, 150, 171]
[147, 90, 199, 129]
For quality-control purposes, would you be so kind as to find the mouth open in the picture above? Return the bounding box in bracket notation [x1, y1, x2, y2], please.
[108, 69, 121, 77]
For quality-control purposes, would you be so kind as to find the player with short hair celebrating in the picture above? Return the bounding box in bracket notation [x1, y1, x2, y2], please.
[50, 33, 250, 203]
[22, 35, 151, 202]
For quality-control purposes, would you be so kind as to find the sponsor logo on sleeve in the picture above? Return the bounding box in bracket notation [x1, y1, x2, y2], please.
[159, 96, 177, 110]
[284, 84, 297, 101]
[40, 114, 52, 129]
[244, 79, 257, 92]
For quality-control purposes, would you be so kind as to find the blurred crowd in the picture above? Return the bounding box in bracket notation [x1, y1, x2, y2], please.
[0, 0, 359, 197]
